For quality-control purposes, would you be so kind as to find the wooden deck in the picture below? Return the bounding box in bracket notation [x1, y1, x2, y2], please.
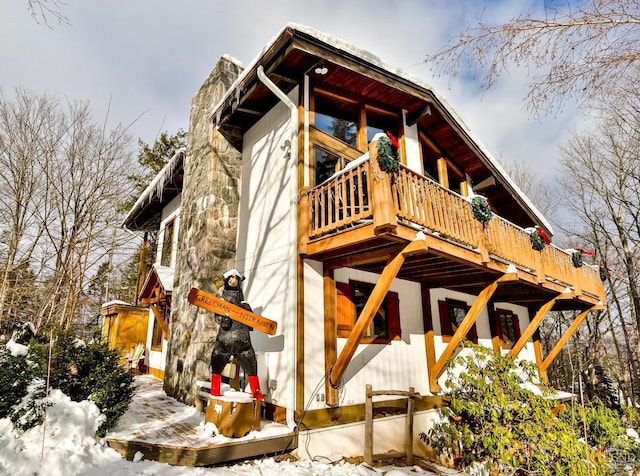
[105, 375, 297, 467]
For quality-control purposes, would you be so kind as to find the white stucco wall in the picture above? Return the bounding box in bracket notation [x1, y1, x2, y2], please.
[402, 111, 421, 174]
[429, 287, 534, 389]
[155, 195, 181, 267]
[235, 87, 299, 412]
[303, 262, 430, 408]
[303, 263, 538, 407]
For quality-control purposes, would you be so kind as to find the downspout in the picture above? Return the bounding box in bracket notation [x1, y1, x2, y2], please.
[256, 65, 299, 430]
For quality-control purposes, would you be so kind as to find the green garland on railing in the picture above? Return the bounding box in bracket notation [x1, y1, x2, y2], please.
[471, 196, 492, 223]
[377, 135, 400, 173]
[529, 230, 546, 251]
[572, 250, 583, 268]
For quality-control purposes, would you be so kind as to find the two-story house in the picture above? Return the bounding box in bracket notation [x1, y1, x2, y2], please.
[115, 23, 606, 463]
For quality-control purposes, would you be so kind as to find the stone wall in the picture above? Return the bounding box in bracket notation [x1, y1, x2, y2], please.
[163, 57, 243, 404]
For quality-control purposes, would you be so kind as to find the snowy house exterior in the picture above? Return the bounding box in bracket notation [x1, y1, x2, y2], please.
[119, 24, 606, 461]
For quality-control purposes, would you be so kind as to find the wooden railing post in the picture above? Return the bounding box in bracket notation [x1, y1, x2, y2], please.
[368, 140, 397, 234]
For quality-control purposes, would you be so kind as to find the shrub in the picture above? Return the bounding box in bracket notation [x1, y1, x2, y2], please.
[420, 344, 606, 475]
[560, 400, 640, 474]
[28, 326, 134, 436]
[0, 345, 34, 419]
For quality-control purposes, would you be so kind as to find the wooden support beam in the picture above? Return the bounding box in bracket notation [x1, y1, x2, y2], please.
[436, 158, 449, 189]
[323, 266, 339, 406]
[509, 297, 557, 358]
[329, 239, 426, 387]
[533, 330, 545, 382]
[540, 305, 602, 375]
[149, 304, 169, 338]
[429, 273, 517, 392]
[421, 285, 436, 395]
[298, 187, 310, 256]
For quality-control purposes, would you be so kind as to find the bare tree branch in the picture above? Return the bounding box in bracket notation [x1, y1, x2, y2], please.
[428, 0, 640, 116]
[27, 0, 69, 27]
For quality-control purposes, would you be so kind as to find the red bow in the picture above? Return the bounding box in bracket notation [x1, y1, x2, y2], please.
[386, 131, 399, 149]
[534, 226, 551, 245]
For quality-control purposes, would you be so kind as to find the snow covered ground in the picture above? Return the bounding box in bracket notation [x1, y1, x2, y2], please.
[0, 372, 460, 476]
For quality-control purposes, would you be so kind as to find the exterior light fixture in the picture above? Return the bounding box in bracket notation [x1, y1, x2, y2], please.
[314, 61, 328, 75]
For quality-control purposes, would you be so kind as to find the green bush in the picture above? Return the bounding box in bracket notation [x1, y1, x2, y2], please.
[420, 344, 606, 475]
[24, 326, 135, 436]
[0, 345, 35, 419]
[560, 400, 640, 474]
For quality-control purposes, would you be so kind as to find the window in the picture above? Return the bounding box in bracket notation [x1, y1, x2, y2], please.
[160, 219, 175, 267]
[151, 314, 164, 349]
[438, 298, 477, 343]
[493, 308, 521, 349]
[314, 145, 344, 185]
[314, 92, 358, 148]
[336, 281, 400, 343]
[365, 106, 400, 143]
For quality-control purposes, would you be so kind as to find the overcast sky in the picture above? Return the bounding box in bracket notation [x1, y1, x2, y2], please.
[2, 1, 579, 181]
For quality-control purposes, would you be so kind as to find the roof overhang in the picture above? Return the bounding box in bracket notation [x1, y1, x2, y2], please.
[210, 23, 553, 236]
[123, 149, 185, 232]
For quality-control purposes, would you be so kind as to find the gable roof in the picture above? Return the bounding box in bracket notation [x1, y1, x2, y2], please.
[210, 23, 553, 237]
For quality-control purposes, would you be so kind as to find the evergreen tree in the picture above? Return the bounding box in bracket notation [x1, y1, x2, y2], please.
[114, 130, 186, 302]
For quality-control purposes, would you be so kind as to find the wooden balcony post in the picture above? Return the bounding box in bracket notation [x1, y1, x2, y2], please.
[369, 140, 397, 234]
[298, 187, 310, 256]
[323, 266, 339, 406]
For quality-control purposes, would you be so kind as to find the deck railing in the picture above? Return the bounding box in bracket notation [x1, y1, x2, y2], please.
[308, 159, 372, 238]
[303, 147, 605, 300]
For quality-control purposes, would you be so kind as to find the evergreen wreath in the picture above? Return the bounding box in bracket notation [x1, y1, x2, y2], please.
[377, 134, 400, 173]
[529, 230, 546, 251]
[572, 250, 583, 268]
[599, 266, 608, 282]
[471, 196, 492, 223]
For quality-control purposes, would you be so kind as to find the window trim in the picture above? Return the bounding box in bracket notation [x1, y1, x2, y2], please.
[438, 298, 478, 344]
[493, 308, 521, 350]
[336, 280, 401, 344]
[151, 313, 163, 350]
[160, 218, 176, 267]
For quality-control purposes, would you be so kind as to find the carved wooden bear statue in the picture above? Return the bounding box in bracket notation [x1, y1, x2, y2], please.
[209, 269, 263, 400]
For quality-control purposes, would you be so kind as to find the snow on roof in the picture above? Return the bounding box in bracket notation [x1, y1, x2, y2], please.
[122, 148, 185, 229]
[210, 23, 553, 235]
[154, 264, 175, 292]
[101, 299, 133, 308]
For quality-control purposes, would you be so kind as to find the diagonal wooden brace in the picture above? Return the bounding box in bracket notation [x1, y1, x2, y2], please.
[429, 273, 517, 393]
[539, 305, 603, 379]
[328, 239, 426, 388]
[509, 297, 557, 358]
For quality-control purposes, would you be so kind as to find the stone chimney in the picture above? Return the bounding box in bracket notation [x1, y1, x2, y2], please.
[163, 56, 243, 404]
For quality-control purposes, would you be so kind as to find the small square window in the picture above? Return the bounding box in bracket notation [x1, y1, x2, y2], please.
[438, 298, 477, 343]
[336, 281, 400, 343]
[494, 308, 521, 349]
